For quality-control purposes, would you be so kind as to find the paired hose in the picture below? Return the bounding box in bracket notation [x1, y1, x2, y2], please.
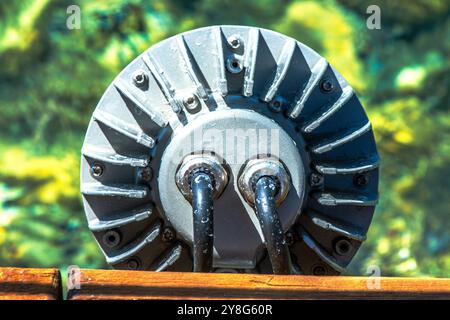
[190, 171, 214, 272]
[189, 170, 292, 274]
[254, 176, 292, 274]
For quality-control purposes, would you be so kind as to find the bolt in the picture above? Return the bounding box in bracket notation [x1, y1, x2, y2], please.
[102, 230, 121, 248]
[140, 166, 153, 183]
[312, 264, 327, 276]
[91, 163, 104, 177]
[162, 227, 176, 242]
[269, 99, 282, 113]
[227, 34, 242, 49]
[320, 78, 334, 93]
[334, 238, 353, 256]
[354, 173, 369, 187]
[132, 70, 148, 87]
[182, 93, 199, 111]
[309, 172, 324, 187]
[126, 258, 140, 270]
[285, 232, 295, 246]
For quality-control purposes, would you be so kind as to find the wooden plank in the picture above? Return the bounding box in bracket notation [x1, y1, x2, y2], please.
[68, 269, 450, 300]
[0, 267, 62, 300]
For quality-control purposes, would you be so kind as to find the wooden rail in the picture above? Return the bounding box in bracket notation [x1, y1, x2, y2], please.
[0, 267, 62, 300]
[0, 267, 448, 300]
[67, 269, 450, 300]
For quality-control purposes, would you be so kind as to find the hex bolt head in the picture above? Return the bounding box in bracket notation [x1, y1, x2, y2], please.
[354, 173, 369, 187]
[132, 70, 148, 87]
[102, 230, 121, 248]
[227, 34, 242, 49]
[320, 78, 334, 93]
[182, 94, 199, 111]
[309, 172, 324, 187]
[91, 163, 104, 177]
[312, 264, 327, 276]
[161, 227, 176, 242]
[334, 238, 353, 256]
[126, 258, 140, 270]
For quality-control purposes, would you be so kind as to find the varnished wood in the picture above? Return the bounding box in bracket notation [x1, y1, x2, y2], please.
[68, 269, 450, 300]
[0, 267, 62, 300]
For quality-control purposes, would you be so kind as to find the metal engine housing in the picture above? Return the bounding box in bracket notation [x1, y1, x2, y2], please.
[80, 25, 379, 275]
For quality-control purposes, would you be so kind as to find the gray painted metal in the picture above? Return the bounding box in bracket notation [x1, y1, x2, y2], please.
[80, 25, 379, 275]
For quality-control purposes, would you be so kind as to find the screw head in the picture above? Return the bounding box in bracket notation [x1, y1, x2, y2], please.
[227, 34, 242, 49]
[139, 166, 153, 183]
[354, 173, 369, 187]
[126, 258, 140, 270]
[334, 238, 353, 256]
[309, 172, 324, 187]
[269, 99, 282, 113]
[102, 230, 121, 248]
[320, 78, 334, 93]
[312, 264, 327, 276]
[162, 227, 176, 242]
[91, 163, 104, 177]
[182, 94, 199, 111]
[285, 232, 295, 246]
[132, 70, 148, 87]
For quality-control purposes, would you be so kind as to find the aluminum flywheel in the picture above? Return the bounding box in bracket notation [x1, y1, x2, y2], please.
[80, 25, 379, 275]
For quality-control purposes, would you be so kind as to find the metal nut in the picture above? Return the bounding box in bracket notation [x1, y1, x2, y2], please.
[238, 157, 291, 206]
[176, 153, 228, 201]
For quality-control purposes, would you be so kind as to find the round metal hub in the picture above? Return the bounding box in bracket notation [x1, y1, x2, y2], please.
[158, 109, 306, 269]
[80, 25, 380, 275]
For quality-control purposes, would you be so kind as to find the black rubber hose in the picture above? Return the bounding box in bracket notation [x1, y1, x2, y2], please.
[254, 176, 292, 274]
[190, 171, 214, 272]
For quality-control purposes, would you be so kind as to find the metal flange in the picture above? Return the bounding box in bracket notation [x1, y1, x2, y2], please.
[238, 157, 291, 206]
[175, 153, 228, 201]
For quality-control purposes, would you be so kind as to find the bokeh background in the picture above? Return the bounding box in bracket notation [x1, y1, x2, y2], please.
[0, 0, 448, 277]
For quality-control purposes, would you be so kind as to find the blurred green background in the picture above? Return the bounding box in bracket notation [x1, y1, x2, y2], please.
[0, 0, 448, 277]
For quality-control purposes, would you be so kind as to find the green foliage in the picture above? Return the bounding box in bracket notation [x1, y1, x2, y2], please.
[0, 0, 448, 276]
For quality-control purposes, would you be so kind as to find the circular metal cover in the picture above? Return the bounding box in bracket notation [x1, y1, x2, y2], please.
[80, 25, 379, 275]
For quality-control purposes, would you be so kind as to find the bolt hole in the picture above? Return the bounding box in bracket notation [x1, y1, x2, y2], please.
[354, 173, 369, 187]
[102, 230, 121, 248]
[226, 55, 243, 74]
[269, 99, 282, 113]
[320, 78, 334, 93]
[334, 238, 352, 256]
[91, 163, 104, 177]
[126, 258, 140, 270]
